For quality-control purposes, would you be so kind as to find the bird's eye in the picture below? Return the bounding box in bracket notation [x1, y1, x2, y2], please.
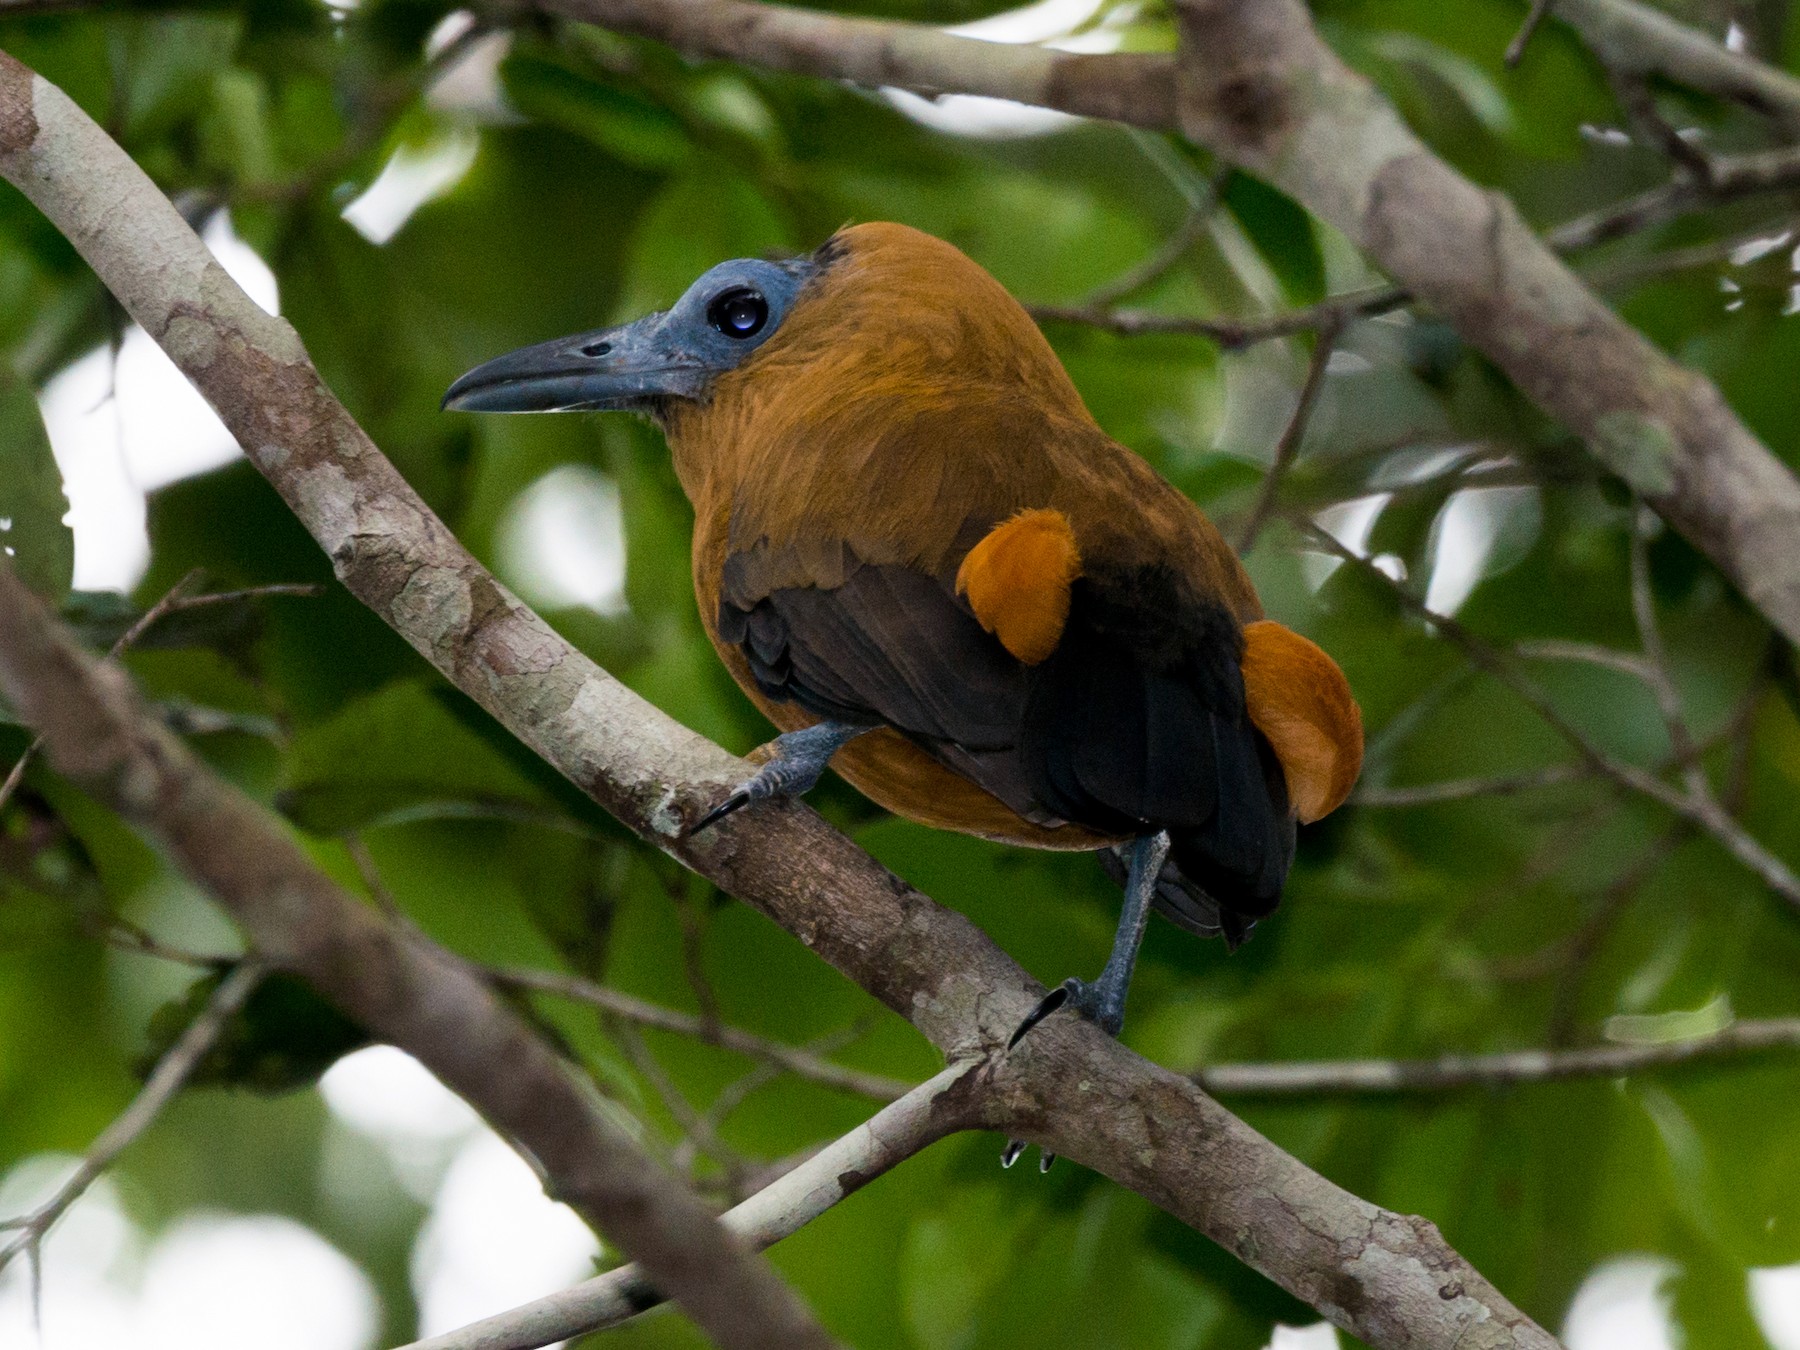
[707, 287, 769, 339]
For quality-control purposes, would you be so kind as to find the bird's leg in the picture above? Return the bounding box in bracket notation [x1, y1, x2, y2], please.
[688, 721, 871, 836]
[1008, 830, 1171, 1046]
[1001, 831, 1170, 1171]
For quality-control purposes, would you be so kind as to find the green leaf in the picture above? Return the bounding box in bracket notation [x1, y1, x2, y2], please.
[501, 52, 695, 172]
[279, 679, 556, 834]
[0, 373, 73, 600]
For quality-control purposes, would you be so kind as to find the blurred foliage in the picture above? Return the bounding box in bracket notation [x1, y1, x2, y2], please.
[2, 0, 1800, 1347]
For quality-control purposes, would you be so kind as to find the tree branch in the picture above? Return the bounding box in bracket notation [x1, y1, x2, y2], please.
[0, 569, 840, 1350]
[1237, 312, 1341, 554]
[1542, 0, 1800, 128]
[1196, 1019, 1800, 1095]
[1029, 282, 1406, 346]
[540, 0, 1174, 126]
[398, 1065, 980, 1350]
[491, 964, 914, 1102]
[0, 50, 1561, 1350]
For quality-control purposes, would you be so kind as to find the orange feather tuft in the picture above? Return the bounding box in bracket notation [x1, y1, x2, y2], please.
[955, 509, 1082, 665]
[1240, 621, 1363, 823]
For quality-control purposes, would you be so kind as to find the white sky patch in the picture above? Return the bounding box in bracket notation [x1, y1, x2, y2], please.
[1423, 484, 1539, 615]
[1730, 231, 1792, 266]
[1267, 1323, 1340, 1349]
[134, 1215, 378, 1350]
[878, 88, 1080, 139]
[36, 212, 275, 593]
[320, 1046, 481, 1201]
[341, 130, 480, 246]
[1752, 1263, 1800, 1350]
[878, 0, 1124, 139]
[945, 0, 1105, 42]
[0, 1158, 374, 1350]
[1304, 492, 1389, 591]
[1579, 124, 1633, 147]
[496, 465, 629, 615]
[411, 1132, 601, 1340]
[1562, 1255, 1682, 1350]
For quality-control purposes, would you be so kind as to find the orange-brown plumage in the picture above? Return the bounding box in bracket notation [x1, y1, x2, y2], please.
[1241, 621, 1363, 822]
[450, 220, 1362, 941]
[665, 223, 1322, 869]
[956, 509, 1083, 665]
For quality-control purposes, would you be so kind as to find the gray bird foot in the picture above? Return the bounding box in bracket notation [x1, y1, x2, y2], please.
[999, 833, 1170, 1174]
[687, 721, 867, 836]
[1006, 975, 1121, 1048]
[999, 978, 1123, 1174]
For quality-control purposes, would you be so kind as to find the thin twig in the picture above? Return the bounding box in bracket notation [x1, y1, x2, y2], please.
[1513, 638, 1658, 682]
[92, 915, 230, 968]
[0, 573, 317, 814]
[1299, 518, 1800, 910]
[1627, 503, 1706, 790]
[344, 832, 404, 920]
[490, 965, 912, 1102]
[610, 1018, 748, 1180]
[1352, 764, 1588, 807]
[1196, 1017, 1800, 1094]
[1237, 315, 1343, 555]
[1029, 283, 1406, 348]
[1081, 186, 1222, 310]
[1547, 140, 1800, 254]
[662, 867, 724, 1031]
[1542, 823, 1692, 1041]
[0, 961, 263, 1279]
[1606, 68, 1715, 184]
[1505, 0, 1558, 66]
[673, 1017, 879, 1190]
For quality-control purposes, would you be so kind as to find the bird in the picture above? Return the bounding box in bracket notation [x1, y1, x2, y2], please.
[445, 222, 1363, 1094]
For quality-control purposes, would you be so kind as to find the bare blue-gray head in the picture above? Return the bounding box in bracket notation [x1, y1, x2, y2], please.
[443, 255, 818, 414]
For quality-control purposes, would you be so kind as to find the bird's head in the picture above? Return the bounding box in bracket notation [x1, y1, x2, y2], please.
[441, 251, 818, 417]
[443, 222, 1083, 429]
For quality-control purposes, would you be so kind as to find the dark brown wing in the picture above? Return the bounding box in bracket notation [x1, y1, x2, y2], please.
[718, 544, 1294, 927]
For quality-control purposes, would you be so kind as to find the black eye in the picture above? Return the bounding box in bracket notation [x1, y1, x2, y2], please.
[707, 287, 768, 339]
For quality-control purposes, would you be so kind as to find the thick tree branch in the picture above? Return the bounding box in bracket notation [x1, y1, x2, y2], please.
[0, 568, 839, 1350]
[541, 0, 1174, 126]
[0, 51, 1559, 1350]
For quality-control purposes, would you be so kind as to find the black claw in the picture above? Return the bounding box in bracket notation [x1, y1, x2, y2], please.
[686, 790, 751, 837]
[1039, 1151, 1057, 1173]
[1000, 1138, 1028, 1169]
[1007, 983, 1072, 1050]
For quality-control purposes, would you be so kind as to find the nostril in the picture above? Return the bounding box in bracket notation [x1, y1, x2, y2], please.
[580, 340, 612, 358]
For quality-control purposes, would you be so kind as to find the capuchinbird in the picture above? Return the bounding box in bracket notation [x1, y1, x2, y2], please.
[445, 222, 1363, 1070]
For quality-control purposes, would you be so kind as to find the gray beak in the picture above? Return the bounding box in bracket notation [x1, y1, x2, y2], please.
[442, 312, 706, 413]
